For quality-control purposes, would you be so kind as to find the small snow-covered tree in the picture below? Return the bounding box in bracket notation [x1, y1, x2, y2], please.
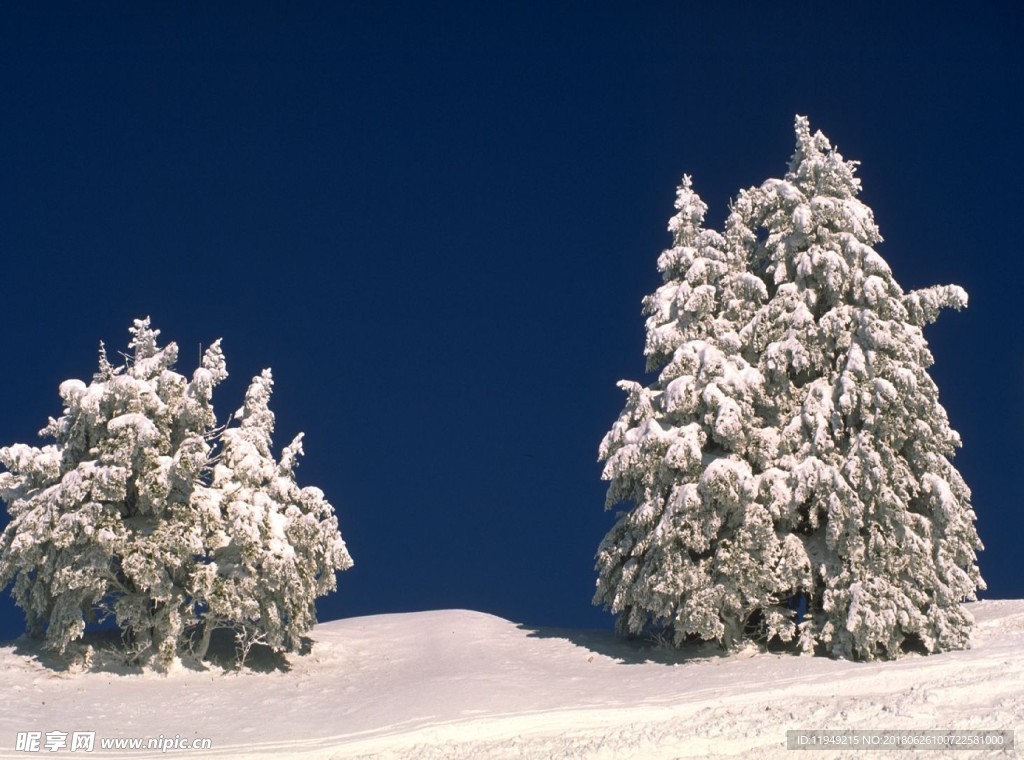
[597, 119, 983, 660]
[0, 319, 352, 668]
[191, 369, 351, 662]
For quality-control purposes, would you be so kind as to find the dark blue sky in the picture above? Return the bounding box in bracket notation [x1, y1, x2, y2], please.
[1, 3, 1021, 642]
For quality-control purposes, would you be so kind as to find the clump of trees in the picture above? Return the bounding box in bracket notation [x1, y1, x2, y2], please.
[595, 117, 983, 660]
[0, 318, 352, 668]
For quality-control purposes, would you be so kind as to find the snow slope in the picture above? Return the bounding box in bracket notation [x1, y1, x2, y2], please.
[1, 601, 1021, 759]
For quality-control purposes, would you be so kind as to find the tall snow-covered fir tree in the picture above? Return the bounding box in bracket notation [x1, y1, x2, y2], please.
[596, 118, 983, 660]
[596, 177, 810, 648]
[730, 117, 984, 659]
[0, 319, 352, 668]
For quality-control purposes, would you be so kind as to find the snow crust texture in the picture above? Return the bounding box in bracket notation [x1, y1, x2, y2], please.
[596, 117, 983, 660]
[0, 602, 1019, 759]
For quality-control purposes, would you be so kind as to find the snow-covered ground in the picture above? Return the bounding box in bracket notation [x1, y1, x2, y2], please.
[2, 601, 1020, 759]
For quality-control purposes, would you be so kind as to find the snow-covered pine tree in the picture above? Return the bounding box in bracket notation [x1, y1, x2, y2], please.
[0, 319, 352, 668]
[727, 117, 983, 659]
[595, 177, 811, 648]
[597, 120, 983, 660]
[191, 369, 352, 663]
[0, 320, 222, 662]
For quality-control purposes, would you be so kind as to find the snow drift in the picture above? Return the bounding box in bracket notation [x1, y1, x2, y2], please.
[1, 601, 1020, 759]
